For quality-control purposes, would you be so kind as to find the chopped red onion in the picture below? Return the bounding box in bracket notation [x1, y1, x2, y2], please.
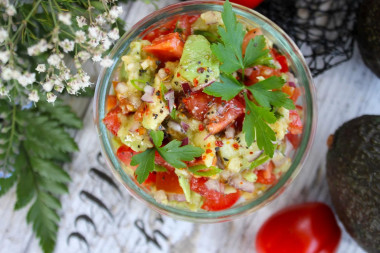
[248, 150, 264, 162]
[228, 176, 254, 193]
[181, 121, 189, 132]
[164, 90, 175, 112]
[181, 83, 192, 95]
[167, 194, 187, 202]
[205, 179, 224, 193]
[217, 105, 224, 115]
[141, 85, 155, 103]
[181, 137, 189, 146]
[225, 127, 235, 139]
[288, 81, 296, 88]
[203, 133, 212, 140]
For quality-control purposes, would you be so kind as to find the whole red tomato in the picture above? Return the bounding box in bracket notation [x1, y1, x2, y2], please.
[256, 202, 341, 253]
[230, 0, 264, 9]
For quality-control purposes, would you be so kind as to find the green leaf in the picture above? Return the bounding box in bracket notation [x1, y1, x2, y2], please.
[14, 166, 36, 210]
[149, 130, 164, 148]
[30, 157, 71, 183]
[39, 178, 69, 195]
[154, 165, 167, 172]
[39, 192, 61, 210]
[249, 153, 270, 169]
[158, 140, 204, 168]
[247, 76, 295, 110]
[243, 95, 277, 157]
[243, 35, 273, 67]
[25, 116, 78, 155]
[37, 100, 82, 129]
[187, 165, 222, 177]
[203, 74, 243, 100]
[131, 148, 156, 184]
[27, 195, 59, 253]
[170, 107, 177, 119]
[210, 0, 245, 74]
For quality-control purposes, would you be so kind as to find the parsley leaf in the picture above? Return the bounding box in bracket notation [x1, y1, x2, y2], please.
[243, 35, 273, 67]
[150, 129, 164, 147]
[132, 130, 204, 183]
[246, 76, 295, 110]
[211, 0, 245, 74]
[158, 140, 204, 168]
[130, 148, 156, 184]
[203, 74, 244, 100]
[243, 94, 277, 157]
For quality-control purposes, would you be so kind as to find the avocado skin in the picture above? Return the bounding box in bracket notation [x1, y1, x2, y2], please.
[357, 0, 380, 78]
[326, 115, 380, 253]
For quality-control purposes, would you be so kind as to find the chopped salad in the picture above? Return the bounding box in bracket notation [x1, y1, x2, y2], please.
[103, 1, 303, 211]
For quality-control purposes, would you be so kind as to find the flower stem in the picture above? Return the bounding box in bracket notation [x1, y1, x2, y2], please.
[11, 0, 43, 42]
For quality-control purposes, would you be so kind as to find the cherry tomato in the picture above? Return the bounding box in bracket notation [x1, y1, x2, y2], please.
[190, 177, 240, 211]
[245, 65, 281, 85]
[156, 170, 184, 194]
[103, 106, 122, 136]
[271, 49, 289, 73]
[183, 90, 215, 121]
[255, 161, 276, 185]
[116, 145, 138, 168]
[256, 202, 342, 253]
[143, 33, 184, 62]
[230, 0, 264, 9]
[242, 28, 263, 54]
[286, 133, 301, 148]
[288, 109, 303, 135]
[206, 97, 245, 134]
[143, 15, 199, 42]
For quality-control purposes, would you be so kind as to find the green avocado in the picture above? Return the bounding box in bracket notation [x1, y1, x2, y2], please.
[173, 35, 219, 87]
[356, 0, 380, 78]
[326, 115, 380, 253]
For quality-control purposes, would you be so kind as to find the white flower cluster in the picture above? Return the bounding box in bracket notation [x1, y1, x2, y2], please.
[0, 1, 124, 103]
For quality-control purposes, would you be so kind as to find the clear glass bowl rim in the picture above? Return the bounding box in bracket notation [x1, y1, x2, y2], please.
[94, 0, 317, 223]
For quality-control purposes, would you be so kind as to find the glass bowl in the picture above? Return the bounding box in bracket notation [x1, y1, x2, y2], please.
[94, 0, 316, 223]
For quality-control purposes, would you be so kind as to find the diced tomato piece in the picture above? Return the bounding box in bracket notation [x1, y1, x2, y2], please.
[207, 97, 245, 134]
[116, 145, 138, 168]
[190, 177, 240, 211]
[154, 151, 175, 171]
[286, 133, 301, 148]
[288, 110, 303, 135]
[242, 28, 263, 55]
[103, 106, 122, 136]
[143, 32, 184, 62]
[183, 91, 215, 121]
[255, 161, 276, 185]
[185, 157, 204, 167]
[245, 65, 281, 85]
[156, 170, 183, 194]
[143, 15, 199, 42]
[272, 49, 289, 73]
[143, 172, 157, 185]
[106, 95, 118, 112]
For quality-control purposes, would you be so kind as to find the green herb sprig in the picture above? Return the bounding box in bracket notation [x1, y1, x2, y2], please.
[131, 130, 204, 183]
[204, 0, 295, 157]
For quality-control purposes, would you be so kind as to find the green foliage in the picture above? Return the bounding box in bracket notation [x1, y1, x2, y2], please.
[203, 74, 243, 100]
[132, 130, 205, 183]
[187, 165, 222, 177]
[0, 98, 81, 253]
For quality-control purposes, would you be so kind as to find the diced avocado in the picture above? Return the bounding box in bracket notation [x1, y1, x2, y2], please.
[142, 72, 169, 130]
[172, 35, 219, 89]
[117, 115, 153, 152]
[326, 115, 380, 253]
[121, 40, 157, 92]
